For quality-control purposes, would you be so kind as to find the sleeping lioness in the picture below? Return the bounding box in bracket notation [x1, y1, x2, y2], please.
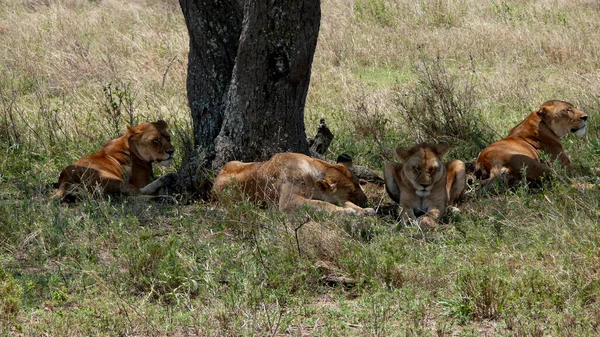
[54, 121, 174, 201]
[212, 152, 375, 214]
[384, 143, 466, 228]
[474, 100, 588, 185]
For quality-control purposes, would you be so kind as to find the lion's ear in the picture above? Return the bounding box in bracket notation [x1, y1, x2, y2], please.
[395, 148, 410, 161]
[536, 107, 548, 118]
[153, 120, 168, 129]
[336, 153, 353, 168]
[434, 143, 451, 158]
[127, 125, 140, 135]
[315, 179, 334, 192]
[336, 154, 354, 178]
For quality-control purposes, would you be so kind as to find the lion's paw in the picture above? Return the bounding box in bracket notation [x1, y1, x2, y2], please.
[418, 216, 438, 229]
[362, 207, 376, 216]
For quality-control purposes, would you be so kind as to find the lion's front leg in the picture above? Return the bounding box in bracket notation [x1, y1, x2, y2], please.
[343, 201, 376, 215]
[445, 160, 467, 204]
[398, 206, 418, 224]
[418, 215, 438, 229]
[383, 162, 403, 203]
[413, 191, 445, 229]
[279, 183, 374, 215]
[399, 207, 436, 228]
[139, 172, 178, 195]
[279, 183, 331, 212]
[418, 207, 443, 229]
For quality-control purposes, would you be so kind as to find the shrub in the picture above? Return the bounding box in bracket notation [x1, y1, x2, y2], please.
[394, 57, 495, 159]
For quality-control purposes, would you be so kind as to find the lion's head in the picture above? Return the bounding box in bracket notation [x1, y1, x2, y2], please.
[538, 100, 588, 138]
[397, 143, 449, 197]
[315, 154, 369, 207]
[128, 120, 175, 166]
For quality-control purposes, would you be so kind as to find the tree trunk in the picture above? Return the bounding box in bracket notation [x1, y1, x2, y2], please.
[177, 0, 320, 199]
[212, 0, 321, 168]
[179, 0, 242, 163]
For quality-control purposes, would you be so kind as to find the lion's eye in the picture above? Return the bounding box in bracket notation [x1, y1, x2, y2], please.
[153, 139, 160, 144]
[413, 167, 421, 174]
[430, 167, 437, 174]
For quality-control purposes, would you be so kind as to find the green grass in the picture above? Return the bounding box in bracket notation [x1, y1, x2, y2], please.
[354, 65, 412, 90]
[2, 0, 600, 335]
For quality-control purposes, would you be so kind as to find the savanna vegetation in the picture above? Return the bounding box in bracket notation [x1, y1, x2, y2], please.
[2, 0, 600, 335]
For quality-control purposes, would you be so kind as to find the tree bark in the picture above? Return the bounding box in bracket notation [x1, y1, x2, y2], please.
[212, 0, 321, 168]
[179, 0, 242, 163]
[177, 0, 320, 199]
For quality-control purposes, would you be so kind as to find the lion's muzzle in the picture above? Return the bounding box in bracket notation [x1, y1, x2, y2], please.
[571, 119, 587, 136]
[157, 157, 174, 167]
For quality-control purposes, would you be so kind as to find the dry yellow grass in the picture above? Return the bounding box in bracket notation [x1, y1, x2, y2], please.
[0, 0, 188, 150]
[2, 0, 599, 152]
[310, 0, 600, 136]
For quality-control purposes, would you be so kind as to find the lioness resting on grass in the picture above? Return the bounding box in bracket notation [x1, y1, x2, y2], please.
[384, 143, 466, 228]
[212, 152, 375, 215]
[474, 100, 588, 186]
[53, 120, 174, 201]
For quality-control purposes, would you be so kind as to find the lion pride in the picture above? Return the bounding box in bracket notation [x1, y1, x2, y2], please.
[54, 120, 174, 201]
[212, 152, 375, 215]
[384, 143, 466, 228]
[474, 100, 588, 185]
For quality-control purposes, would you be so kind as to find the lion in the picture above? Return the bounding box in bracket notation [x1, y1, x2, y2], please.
[474, 100, 588, 185]
[53, 120, 174, 201]
[212, 152, 375, 215]
[383, 143, 466, 228]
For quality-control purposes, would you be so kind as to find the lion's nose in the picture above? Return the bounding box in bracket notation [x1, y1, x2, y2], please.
[581, 116, 588, 121]
[420, 183, 429, 188]
[166, 149, 175, 156]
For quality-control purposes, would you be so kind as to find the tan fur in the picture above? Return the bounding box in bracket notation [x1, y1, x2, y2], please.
[475, 100, 588, 185]
[54, 121, 174, 201]
[384, 143, 466, 227]
[212, 153, 375, 215]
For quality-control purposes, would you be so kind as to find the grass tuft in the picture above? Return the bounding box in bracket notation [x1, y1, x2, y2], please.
[394, 56, 496, 159]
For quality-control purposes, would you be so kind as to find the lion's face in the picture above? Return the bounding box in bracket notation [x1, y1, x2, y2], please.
[397, 144, 449, 197]
[317, 161, 369, 207]
[539, 100, 588, 138]
[128, 120, 175, 166]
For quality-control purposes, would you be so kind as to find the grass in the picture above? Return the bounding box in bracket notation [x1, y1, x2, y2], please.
[2, 0, 600, 335]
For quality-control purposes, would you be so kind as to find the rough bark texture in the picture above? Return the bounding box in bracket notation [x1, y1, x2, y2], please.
[212, 0, 321, 168]
[179, 0, 242, 163]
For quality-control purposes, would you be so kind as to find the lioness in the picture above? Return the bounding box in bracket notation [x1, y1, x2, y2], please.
[384, 143, 466, 227]
[212, 152, 375, 214]
[474, 100, 588, 185]
[54, 120, 174, 201]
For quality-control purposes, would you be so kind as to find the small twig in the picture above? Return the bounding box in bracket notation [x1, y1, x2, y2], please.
[162, 54, 179, 89]
[251, 228, 269, 271]
[294, 218, 310, 259]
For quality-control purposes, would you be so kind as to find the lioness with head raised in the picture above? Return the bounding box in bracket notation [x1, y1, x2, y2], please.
[54, 120, 174, 201]
[384, 143, 466, 228]
[212, 152, 375, 215]
[474, 100, 588, 185]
